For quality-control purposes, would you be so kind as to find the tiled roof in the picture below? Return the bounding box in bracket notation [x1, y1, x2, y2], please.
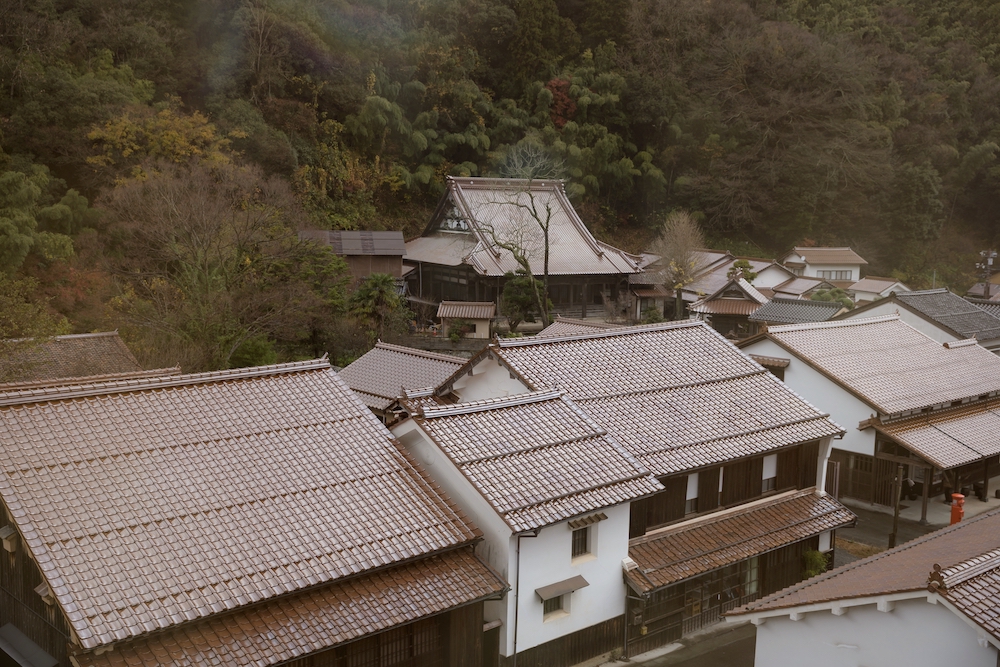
[298, 230, 406, 256]
[848, 276, 908, 295]
[764, 315, 1000, 415]
[749, 298, 843, 324]
[0, 360, 479, 649]
[0, 332, 144, 383]
[626, 490, 855, 593]
[689, 278, 769, 316]
[770, 277, 830, 297]
[74, 547, 504, 667]
[966, 283, 1000, 300]
[968, 298, 1000, 320]
[730, 506, 1000, 616]
[894, 288, 1000, 341]
[0, 367, 180, 392]
[536, 317, 620, 337]
[339, 343, 465, 411]
[490, 321, 843, 476]
[934, 549, 1000, 642]
[685, 260, 776, 298]
[874, 398, 1000, 469]
[631, 285, 671, 298]
[416, 177, 641, 276]
[412, 391, 663, 532]
[784, 247, 868, 266]
[404, 234, 477, 267]
[437, 301, 496, 319]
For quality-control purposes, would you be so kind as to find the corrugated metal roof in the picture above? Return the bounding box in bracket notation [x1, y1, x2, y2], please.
[730, 506, 1000, 617]
[74, 547, 505, 667]
[749, 298, 843, 324]
[627, 490, 855, 593]
[784, 247, 868, 266]
[437, 301, 497, 319]
[299, 230, 406, 256]
[339, 343, 465, 411]
[404, 234, 477, 266]
[413, 391, 663, 532]
[765, 315, 1000, 415]
[490, 321, 844, 476]
[0, 360, 479, 649]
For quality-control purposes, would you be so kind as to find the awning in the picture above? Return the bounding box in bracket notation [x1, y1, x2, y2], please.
[0, 624, 58, 667]
[535, 575, 589, 601]
[626, 489, 856, 595]
[874, 398, 1000, 470]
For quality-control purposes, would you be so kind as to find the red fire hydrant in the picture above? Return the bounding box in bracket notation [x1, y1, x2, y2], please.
[951, 493, 965, 525]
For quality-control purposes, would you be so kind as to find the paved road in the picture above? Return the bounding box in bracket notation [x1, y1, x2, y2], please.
[636, 624, 756, 667]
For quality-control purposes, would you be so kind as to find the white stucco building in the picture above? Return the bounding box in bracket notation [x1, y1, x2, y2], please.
[727, 507, 1000, 667]
[781, 247, 868, 283]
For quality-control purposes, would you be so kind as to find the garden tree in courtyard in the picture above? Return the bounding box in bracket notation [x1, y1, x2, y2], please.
[650, 210, 705, 320]
[501, 270, 550, 332]
[811, 288, 854, 311]
[727, 259, 757, 283]
[101, 159, 349, 372]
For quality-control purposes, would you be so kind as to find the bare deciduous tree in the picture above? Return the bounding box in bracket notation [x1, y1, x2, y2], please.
[649, 210, 705, 320]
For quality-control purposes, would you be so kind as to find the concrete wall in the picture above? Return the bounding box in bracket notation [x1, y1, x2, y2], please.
[451, 356, 531, 401]
[755, 598, 996, 667]
[742, 339, 876, 457]
[755, 265, 795, 289]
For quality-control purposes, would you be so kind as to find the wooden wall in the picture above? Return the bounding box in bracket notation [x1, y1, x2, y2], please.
[0, 501, 73, 666]
[501, 615, 624, 667]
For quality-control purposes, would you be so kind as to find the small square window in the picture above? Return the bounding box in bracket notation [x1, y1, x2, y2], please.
[685, 498, 698, 515]
[543, 596, 563, 616]
[762, 477, 777, 493]
[571, 527, 589, 558]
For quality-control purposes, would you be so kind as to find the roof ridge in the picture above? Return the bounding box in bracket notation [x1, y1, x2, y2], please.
[374, 342, 466, 364]
[0, 358, 332, 407]
[938, 546, 1000, 589]
[897, 288, 950, 296]
[766, 297, 841, 306]
[419, 389, 564, 417]
[498, 320, 702, 347]
[768, 313, 899, 334]
[736, 505, 1000, 612]
[0, 367, 180, 391]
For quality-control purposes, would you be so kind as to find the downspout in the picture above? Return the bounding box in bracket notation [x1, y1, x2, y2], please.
[512, 529, 540, 667]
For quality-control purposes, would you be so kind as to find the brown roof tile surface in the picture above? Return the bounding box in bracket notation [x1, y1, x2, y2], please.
[536, 317, 621, 337]
[75, 548, 504, 667]
[627, 490, 855, 593]
[436, 301, 497, 319]
[730, 506, 1000, 615]
[339, 343, 465, 410]
[0, 360, 479, 649]
[0, 332, 143, 383]
[491, 321, 843, 476]
[785, 247, 868, 266]
[936, 549, 1000, 641]
[414, 391, 663, 532]
[766, 315, 1000, 414]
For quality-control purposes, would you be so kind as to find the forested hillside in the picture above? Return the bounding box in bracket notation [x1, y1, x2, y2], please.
[2, 0, 999, 369]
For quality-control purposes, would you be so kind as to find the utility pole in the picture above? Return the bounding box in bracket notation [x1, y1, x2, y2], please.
[977, 250, 998, 298]
[889, 464, 904, 549]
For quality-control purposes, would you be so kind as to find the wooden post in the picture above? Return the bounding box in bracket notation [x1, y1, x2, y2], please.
[889, 464, 903, 548]
[984, 459, 990, 501]
[920, 467, 930, 525]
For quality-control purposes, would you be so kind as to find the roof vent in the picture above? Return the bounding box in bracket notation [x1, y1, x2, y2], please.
[622, 556, 638, 572]
[0, 525, 15, 553]
[34, 582, 54, 606]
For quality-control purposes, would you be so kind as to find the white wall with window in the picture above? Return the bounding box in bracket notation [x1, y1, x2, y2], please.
[799, 264, 861, 281]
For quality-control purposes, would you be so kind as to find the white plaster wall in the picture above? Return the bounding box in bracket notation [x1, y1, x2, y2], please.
[755, 265, 795, 289]
[799, 263, 861, 281]
[511, 503, 631, 655]
[742, 339, 876, 457]
[840, 302, 959, 344]
[451, 356, 531, 401]
[755, 598, 996, 667]
[390, 419, 516, 647]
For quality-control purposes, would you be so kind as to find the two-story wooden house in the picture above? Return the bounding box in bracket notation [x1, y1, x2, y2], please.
[408, 321, 854, 659]
[0, 360, 505, 667]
